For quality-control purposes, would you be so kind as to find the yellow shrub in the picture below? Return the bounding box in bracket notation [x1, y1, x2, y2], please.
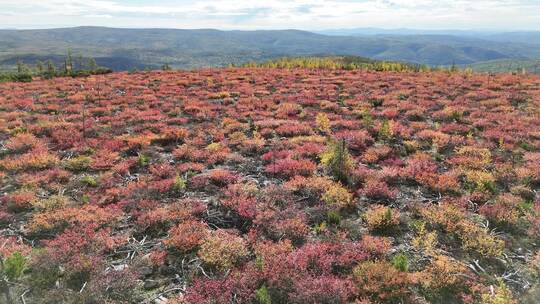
[228, 131, 247, 145]
[465, 170, 496, 192]
[63, 155, 91, 172]
[422, 255, 470, 291]
[412, 222, 438, 256]
[32, 194, 70, 211]
[456, 146, 492, 170]
[364, 205, 400, 231]
[421, 203, 504, 258]
[198, 230, 249, 271]
[316, 112, 331, 134]
[206, 142, 222, 152]
[480, 280, 518, 304]
[286, 176, 353, 208]
[459, 222, 504, 258]
[322, 183, 353, 208]
[403, 140, 419, 154]
[378, 120, 395, 141]
[289, 135, 326, 144]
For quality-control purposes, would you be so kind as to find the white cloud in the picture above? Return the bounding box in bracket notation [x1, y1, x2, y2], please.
[83, 14, 113, 18]
[0, 0, 538, 30]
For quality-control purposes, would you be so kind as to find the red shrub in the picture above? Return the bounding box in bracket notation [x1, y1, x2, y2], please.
[2, 190, 36, 212]
[222, 192, 258, 219]
[289, 275, 357, 304]
[51, 127, 83, 150]
[358, 178, 397, 201]
[261, 150, 292, 163]
[335, 130, 373, 152]
[185, 270, 259, 304]
[527, 203, 540, 240]
[165, 220, 209, 252]
[0, 236, 32, 258]
[149, 163, 175, 179]
[276, 122, 313, 137]
[265, 158, 316, 178]
[478, 193, 521, 226]
[90, 149, 119, 170]
[208, 168, 239, 186]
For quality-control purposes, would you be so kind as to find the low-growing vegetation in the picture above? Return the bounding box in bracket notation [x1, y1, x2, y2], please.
[0, 67, 538, 303]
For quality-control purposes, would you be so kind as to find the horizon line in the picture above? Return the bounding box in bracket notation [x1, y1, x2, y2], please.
[1, 25, 540, 33]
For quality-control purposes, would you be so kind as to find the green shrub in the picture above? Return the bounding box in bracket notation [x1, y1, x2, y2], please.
[326, 210, 342, 225]
[64, 156, 91, 172]
[171, 174, 187, 192]
[256, 285, 272, 304]
[320, 139, 354, 183]
[138, 154, 149, 167]
[81, 194, 91, 204]
[81, 176, 98, 187]
[369, 98, 384, 107]
[2, 252, 26, 280]
[378, 120, 394, 141]
[314, 221, 328, 235]
[391, 253, 409, 272]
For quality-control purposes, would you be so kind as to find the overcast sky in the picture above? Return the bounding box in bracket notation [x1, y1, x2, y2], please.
[0, 0, 539, 30]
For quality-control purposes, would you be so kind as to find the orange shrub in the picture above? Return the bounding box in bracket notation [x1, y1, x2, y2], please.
[362, 146, 392, 164]
[527, 204, 540, 240]
[28, 205, 121, 234]
[0, 149, 58, 171]
[353, 260, 416, 302]
[5, 132, 44, 153]
[154, 127, 188, 144]
[359, 235, 392, 258]
[165, 220, 209, 252]
[286, 175, 333, 194]
[2, 190, 36, 212]
[276, 103, 302, 118]
[421, 254, 472, 291]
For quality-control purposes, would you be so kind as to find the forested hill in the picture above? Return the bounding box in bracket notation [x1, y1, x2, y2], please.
[1, 26, 539, 71]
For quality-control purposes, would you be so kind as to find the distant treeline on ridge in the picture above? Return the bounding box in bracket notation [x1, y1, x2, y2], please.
[0, 51, 112, 83]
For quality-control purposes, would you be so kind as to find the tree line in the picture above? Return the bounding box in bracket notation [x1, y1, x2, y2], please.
[0, 51, 112, 83]
[241, 56, 475, 74]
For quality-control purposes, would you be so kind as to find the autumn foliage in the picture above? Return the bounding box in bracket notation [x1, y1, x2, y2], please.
[0, 68, 538, 303]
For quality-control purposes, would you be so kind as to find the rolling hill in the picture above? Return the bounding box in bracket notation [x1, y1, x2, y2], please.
[1, 26, 540, 71]
[464, 58, 540, 74]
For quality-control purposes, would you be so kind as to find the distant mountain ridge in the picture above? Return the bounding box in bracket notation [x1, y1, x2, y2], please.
[315, 27, 540, 42]
[0, 26, 539, 71]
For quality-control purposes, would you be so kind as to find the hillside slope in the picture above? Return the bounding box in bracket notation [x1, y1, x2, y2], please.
[0, 68, 539, 303]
